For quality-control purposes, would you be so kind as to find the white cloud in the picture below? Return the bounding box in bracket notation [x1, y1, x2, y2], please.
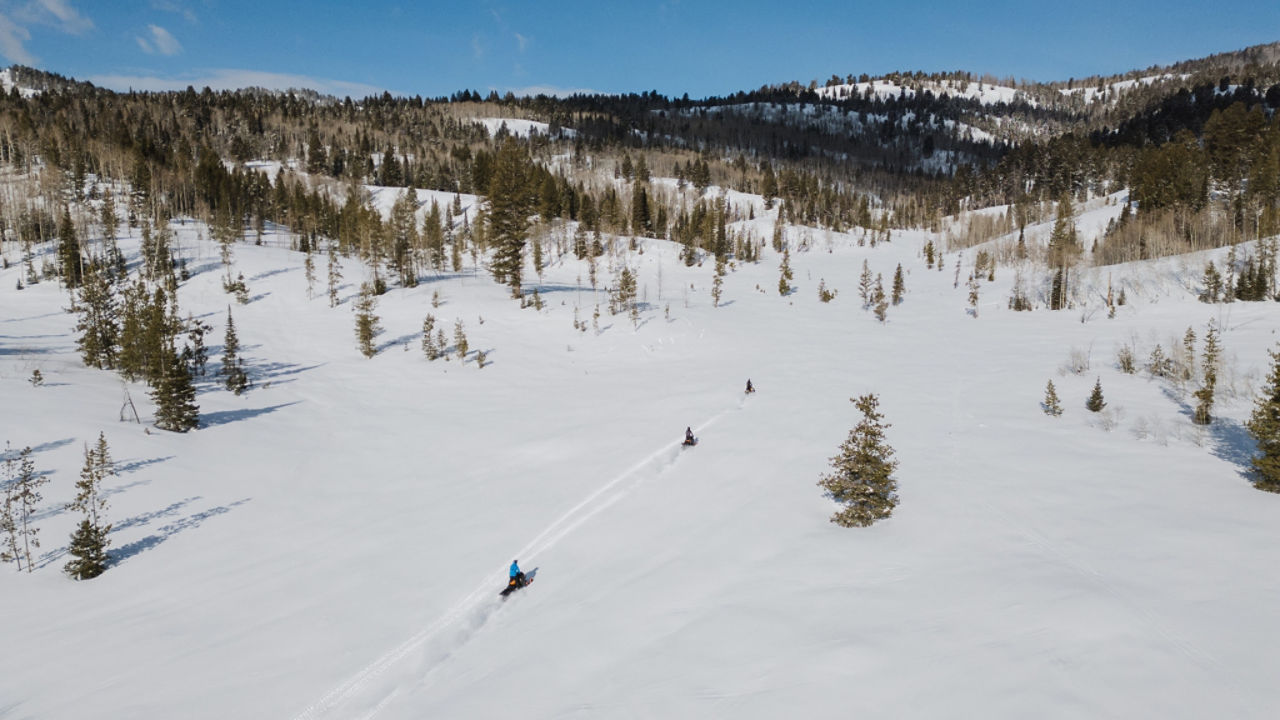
[86, 68, 390, 99]
[514, 32, 528, 53]
[0, 12, 35, 65]
[0, 0, 92, 65]
[150, 0, 197, 24]
[18, 0, 92, 35]
[470, 33, 484, 59]
[137, 24, 181, 55]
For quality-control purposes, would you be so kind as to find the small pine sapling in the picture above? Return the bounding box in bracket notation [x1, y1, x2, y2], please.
[778, 247, 793, 296]
[1086, 377, 1106, 412]
[872, 274, 888, 322]
[422, 314, 439, 359]
[1192, 321, 1220, 425]
[891, 264, 905, 305]
[454, 319, 469, 361]
[1042, 380, 1063, 416]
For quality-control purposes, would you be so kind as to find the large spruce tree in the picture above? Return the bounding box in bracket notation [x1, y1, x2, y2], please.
[152, 344, 199, 432]
[488, 137, 534, 297]
[818, 394, 899, 527]
[1247, 344, 1280, 493]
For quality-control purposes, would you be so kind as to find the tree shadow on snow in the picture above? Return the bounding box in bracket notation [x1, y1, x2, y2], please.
[200, 401, 299, 428]
[1208, 418, 1259, 478]
[379, 332, 419, 353]
[251, 267, 296, 281]
[108, 497, 252, 565]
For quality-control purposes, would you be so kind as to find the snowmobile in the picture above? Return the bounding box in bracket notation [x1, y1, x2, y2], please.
[682, 429, 698, 447]
[500, 572, 532, 598]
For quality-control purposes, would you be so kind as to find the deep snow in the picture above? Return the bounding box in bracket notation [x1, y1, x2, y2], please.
[2, 184, 1279, 719]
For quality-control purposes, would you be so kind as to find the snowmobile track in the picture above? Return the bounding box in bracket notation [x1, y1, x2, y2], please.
[291, 408, 737, 720]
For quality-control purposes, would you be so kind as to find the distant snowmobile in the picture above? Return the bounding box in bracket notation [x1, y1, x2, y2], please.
[745, 379, 755, 394]
[683, 427, 698, 447]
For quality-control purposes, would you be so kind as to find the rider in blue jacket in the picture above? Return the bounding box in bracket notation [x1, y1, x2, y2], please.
[509, 559, 525, 588]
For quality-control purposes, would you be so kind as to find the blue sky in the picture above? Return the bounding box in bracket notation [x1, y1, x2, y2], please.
[2, 1, 1278, 99]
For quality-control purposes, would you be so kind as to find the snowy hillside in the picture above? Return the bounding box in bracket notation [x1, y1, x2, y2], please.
[817, 77, 1031, 107]
[3, 184, 1280, 720]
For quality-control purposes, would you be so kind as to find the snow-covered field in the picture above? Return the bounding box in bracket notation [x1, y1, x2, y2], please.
[3, 189, 1279, 719]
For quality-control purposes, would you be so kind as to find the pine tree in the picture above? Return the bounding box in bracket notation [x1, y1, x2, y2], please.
[1148, 344, 1173, 378]
[1181, 327, 1197, 382]
[57, 207, 84, 288]
[858, 260, 873, 307]
[454, 319, 469, 361]
[1247, 344, 1280, 492]
[778, 247, 792, 296]
[354, 283, 381, 358]
[712, 256, 726, 307]
[1200, 261, 1224, 303]
[74, 262, 120, 370]
[488, 137, 534, 297]
[1193, 321, 1221, 425]
[65, 433, 113, 580]
[421, 314, 439, 360]
[1, 444, 24, 570]
[924, 240, 935, 269]
[872, 274, 888, 322]
[222, 307, 249, 395]
[891, 264, 905, 305]
[152, 344, 199, 432]
[817, 394, 899, 527]
[4, 447, 45, 572]
[327, 242, 342, 307]
[1042, 380, 1063, 416]
[1086, 377, 1106, 412]
[967, 273, 980, 317]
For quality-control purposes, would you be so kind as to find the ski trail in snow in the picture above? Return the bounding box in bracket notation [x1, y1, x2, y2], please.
[292, 408, 735, 720]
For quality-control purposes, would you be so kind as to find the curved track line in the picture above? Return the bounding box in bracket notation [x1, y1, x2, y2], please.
[291, 409, 735, 720]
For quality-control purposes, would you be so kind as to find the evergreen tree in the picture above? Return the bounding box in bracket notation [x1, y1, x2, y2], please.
[65, 433, 113, 580]
[151, 344, 199, 432]
[873, 274, 888, 322]
[858, 260, 873, 307]
[712, 256, 726, 307]
[1247, 344, 1280, 492]
[924, 240, 935, 269]
[222, 308, 249, 395]
[453, 319, 469, 361]
[817, 394, 899, 527]
[1042, 380, 1063, 416]
[1, 445, 23, 570]
[1193, 321, 1221, 425]
[967, 273, 980, 317]
[488, 138, 534, 297]
[1047, 195, 1078, 310]
[778, 247, 792, 296]
[421, 314, 439, 360]
[74, 262, 120, 370]
[327, 242, 343, 307]
[1148, 344, 1173, 378]
[3, 447, 45, 572]
[891, 264, 905, 305]
[1086, 377, 1106, 412]
[354, 282, 381, 358]
[1200, 261, 1224, 303]
[57, 207, 84, 288]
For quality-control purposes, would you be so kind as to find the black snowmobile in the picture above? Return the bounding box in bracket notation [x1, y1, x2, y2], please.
[500, 571, 533, 598]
